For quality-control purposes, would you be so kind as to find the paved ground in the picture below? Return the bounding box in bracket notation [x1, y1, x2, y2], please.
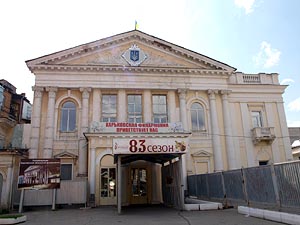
[20, 205, 284, 225]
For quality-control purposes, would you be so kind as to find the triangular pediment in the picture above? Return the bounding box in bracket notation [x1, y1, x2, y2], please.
[192, 150, 212, 157]
[54, 151, 78, 159]
[26, 30, 236, 73]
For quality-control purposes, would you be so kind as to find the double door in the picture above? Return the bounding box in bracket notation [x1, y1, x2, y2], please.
[129, 166, 151, 204]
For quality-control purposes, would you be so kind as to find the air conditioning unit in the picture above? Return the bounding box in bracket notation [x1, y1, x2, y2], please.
[251, 127, 275, 144]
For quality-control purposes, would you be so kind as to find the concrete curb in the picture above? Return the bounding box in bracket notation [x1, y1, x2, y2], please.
[238, 206, 300, 225]
[184, 198, 223, 211]
[0, 215, 27, 224]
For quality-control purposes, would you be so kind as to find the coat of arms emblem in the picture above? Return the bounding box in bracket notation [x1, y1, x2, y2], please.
[122, 44, 147, 66]
[130, 50, 139, 62]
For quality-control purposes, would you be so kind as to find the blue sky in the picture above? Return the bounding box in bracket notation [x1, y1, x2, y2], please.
[0, 0, 299, 126]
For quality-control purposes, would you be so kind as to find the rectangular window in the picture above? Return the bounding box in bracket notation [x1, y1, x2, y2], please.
[152, 95, 167, 123]
[252, 111, 262, 128]
[128, 95, 142, 123]
[259, 160, 268, 166]
[102, 95, 117, 122]
[61, 164, 72, 180]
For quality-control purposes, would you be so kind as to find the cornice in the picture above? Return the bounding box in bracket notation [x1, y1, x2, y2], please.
[28, 64, 232, 76]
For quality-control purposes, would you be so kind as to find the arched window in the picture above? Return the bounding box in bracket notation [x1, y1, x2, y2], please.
[191, 102, 205, 131]
[60, 101, 76, 132]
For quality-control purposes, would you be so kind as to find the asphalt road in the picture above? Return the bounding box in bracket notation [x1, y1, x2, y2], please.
[20, 205, 283, 225]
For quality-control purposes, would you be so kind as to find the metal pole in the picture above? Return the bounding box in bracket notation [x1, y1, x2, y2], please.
[179, 155, 185, 210]
[52, 189, 56, 210]
[18, 189, 25, 213]
[117, 156, 122, 214]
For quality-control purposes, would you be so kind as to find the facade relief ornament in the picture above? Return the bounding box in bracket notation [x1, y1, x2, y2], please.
[122, 44, 147, 66]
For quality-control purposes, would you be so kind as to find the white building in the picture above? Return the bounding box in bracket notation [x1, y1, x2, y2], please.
[24, 30, 292, 211]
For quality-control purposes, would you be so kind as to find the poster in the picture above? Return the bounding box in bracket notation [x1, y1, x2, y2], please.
[18, 159, 60, 190]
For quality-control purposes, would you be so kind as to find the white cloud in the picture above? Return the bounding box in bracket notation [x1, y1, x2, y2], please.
[280, 78, 295, 85]
[288, 97, 300, 112]
[253, 41, 281, 68]
[234, 0, 256, 14]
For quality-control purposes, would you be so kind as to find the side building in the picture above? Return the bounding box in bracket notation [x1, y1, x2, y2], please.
[0, 79, 31, 211]
[24, 30, 292, 209]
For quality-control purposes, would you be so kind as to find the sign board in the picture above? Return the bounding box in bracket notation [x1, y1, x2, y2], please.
[90, 122, 184, 133]
[18, 159, 60, 190]
[113, 138, 188, 154]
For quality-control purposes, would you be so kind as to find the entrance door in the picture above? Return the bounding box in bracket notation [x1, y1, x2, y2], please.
[129, 167, 149, 204]
[100, 168, 117, 205]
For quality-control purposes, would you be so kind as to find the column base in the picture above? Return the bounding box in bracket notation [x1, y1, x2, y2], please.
[88, 194, 95, 207]
[77, 173, 88, 177]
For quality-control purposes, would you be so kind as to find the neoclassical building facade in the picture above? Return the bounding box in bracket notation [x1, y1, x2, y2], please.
[24, 30, 292, 209]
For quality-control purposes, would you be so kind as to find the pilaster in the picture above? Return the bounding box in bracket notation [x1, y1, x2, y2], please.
[143, 90, 151, 122]
[79, 87, 91, 176]
[167, 90, 176, 123]
[118, 89, 126, 122]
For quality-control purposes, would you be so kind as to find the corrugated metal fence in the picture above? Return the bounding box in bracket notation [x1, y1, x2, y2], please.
[187, 161, 300, 209]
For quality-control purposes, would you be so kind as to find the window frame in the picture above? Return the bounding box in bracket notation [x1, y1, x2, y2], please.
[60, 163, 73, 181]
[152, 95, 168, 123]
[251, 111, 263, 128]
[60, 101, 77, 132]
[127, 94, 142, 123]
[101, 94, 117, 122]
[190, 102, 206, 132]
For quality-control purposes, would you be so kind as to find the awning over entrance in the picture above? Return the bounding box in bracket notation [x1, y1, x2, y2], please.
[114, 153, 182, 165]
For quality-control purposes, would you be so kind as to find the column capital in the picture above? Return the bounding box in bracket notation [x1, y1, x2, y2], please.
[80, 87, 92, 93]
[32, 86, 44, 98]
[32, 86, 44, 92]
[45, 87, 58, 92]
[178, 89, 188, 99]
[207, 89, 218, 99]
[80, 87, 92, 99]
[45, 87, 57, 99]
[220, 89, 232, 95]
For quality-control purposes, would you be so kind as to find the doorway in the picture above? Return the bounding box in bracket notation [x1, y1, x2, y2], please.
[129, 166, 150, 204]
[100, 155, 117, 205]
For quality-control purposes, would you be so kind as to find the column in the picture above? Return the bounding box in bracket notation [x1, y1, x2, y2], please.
[221, 90, 236, 170]
[79, 88, 91, 176]
[92, 89, 101, 123]
[167, 90, 176, 123]
[89, 147, 96, 206]
[143, 90, 152, 122]
[29, 86, 44, 159]
[178, 89, 188, 130]
[208, 89, 224, 171]
[117, 156, 122, 214]
[277, 102, 293, 161]
[178, 89, 188, 188]
[118, 89, 126, 122]
[43, 87, 57, 158]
